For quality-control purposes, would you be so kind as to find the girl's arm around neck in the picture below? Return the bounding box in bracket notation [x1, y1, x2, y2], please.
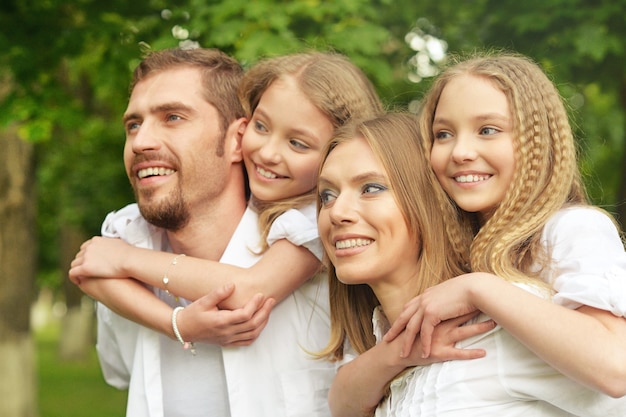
[469, 276, 626, 398]
[330, 314, 494, 417]
[70, 236, 321, 310]
[388, 272, 626, 397]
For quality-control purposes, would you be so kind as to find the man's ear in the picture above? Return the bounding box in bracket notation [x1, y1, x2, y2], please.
[226, 117, 248, 163]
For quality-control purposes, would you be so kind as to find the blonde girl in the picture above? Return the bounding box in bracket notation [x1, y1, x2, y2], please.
[70, 50, 383, 334]
[318, 112, 626, 416]
[385, 52, 626, 398]
[69, 51, 383, 417]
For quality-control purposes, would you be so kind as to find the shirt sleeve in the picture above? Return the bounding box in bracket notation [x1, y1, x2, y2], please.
[96, 203, 146, 389]
[95, 302, 140, 389]
[543, 207, 626, 317]
[267, 203, 324, 261]
[101, 203, 142, 238]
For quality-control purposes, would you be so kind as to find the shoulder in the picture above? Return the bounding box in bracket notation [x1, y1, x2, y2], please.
[544, 206, 621, 240]
[101, 203, 143, 237]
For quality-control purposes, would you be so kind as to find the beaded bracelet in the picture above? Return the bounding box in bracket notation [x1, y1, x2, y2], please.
[163, 254, 186, 300]
[172, 306, 196, 355]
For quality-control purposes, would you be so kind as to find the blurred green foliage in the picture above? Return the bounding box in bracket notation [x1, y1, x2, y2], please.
[1, 0, 625, 293]
[36, 322, 127, 416]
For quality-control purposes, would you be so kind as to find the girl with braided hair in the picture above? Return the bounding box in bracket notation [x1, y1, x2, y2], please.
[319, 112, 626, 417]
[383, 52, 626, 396]
[328, 52, 626, 416]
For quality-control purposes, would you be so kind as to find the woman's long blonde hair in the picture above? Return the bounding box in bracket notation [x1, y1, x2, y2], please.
[419, 52, 589, 282]
[317, 113, 465, 361]
[238, 51, 384, 252]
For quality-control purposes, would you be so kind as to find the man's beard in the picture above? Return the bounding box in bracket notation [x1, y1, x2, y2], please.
[135, 187, 190, 231]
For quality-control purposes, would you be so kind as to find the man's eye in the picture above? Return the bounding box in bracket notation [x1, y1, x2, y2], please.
[126, 121, 141, 132]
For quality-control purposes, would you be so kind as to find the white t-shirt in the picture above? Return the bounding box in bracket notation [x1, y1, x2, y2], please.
[374, 286, 626, 416]
[372, 206, 626, 416]
[96, 202, 333, 417]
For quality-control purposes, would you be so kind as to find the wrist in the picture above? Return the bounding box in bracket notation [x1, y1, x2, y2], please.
[172, 306, 196, 355]
[467, 272, 499, 312]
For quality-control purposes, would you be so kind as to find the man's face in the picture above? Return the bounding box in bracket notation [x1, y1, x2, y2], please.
[122, 67, 231, 230]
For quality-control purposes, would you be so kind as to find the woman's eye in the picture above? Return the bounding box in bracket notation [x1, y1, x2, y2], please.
[434, 130, 451, 140]
[290, 139, 309, 150]
[319, 189, 337, 206]
[363, 183, 387, 195]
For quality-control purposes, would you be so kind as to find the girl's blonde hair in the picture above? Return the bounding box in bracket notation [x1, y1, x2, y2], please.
[238, 51, 384, 252]
[317, 113, 465, 361]
[418, 51, 589, 282]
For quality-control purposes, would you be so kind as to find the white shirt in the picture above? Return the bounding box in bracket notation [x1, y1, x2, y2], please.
[543, 207, 626, 317]
[372, 206, 626, 416]
[374, 288, 626, 416]
[96, 203, 334, 417]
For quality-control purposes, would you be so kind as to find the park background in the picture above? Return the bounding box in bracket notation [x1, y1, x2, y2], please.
[1, 0, 625, 415]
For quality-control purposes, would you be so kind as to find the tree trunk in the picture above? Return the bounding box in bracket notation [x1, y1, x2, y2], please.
[0, 126, 37, 417]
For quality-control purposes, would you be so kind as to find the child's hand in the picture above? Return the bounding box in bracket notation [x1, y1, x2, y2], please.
[69, 237, 134, 284]
[390, 311, 494, 365]
[385, 274, 488, 359]
[177, 283, 276, 346]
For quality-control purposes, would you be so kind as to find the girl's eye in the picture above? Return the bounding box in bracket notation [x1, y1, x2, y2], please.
[319, 189, 337, 206]
[480, 126, 499, 135]
[363, 183, 387, 195]
[254, 120, 268, 132]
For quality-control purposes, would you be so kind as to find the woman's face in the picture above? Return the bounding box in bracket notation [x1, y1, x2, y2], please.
[317, 136, 420, 291]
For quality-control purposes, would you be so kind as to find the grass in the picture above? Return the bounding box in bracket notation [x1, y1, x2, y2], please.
[37, 322, 127, 417]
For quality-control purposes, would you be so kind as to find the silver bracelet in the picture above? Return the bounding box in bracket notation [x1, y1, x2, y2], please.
[171, 306, 196, 355]
[163, 254, 185, 301]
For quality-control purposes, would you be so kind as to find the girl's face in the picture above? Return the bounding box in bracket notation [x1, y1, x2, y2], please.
[430, 74, 515, 222]
[317, 137, 420, 294]
[242, 76, 334, 202]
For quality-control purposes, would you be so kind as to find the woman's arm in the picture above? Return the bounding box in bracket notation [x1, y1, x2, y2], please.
[330, 313, 495, 417]
[386, 273, 626, 397]
[70, 236, 320, 309]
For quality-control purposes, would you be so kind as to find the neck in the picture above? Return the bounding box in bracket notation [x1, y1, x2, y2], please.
[167, 181, 247, 261]
[371, 266, 421, 324]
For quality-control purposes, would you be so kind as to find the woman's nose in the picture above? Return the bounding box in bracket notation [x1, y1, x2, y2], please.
[328, 192, 358, 225]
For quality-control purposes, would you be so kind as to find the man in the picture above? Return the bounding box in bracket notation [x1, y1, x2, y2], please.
[73, 48, 333, 417]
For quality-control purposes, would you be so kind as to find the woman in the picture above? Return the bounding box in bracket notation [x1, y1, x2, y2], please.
[316, 112, 626, 416]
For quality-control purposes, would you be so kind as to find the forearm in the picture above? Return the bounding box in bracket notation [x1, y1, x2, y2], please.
[329, 342, 407, 417]
[470, 273, 626, 396]
[120, 240, 320, 309]
[80, 278, 174, 338]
